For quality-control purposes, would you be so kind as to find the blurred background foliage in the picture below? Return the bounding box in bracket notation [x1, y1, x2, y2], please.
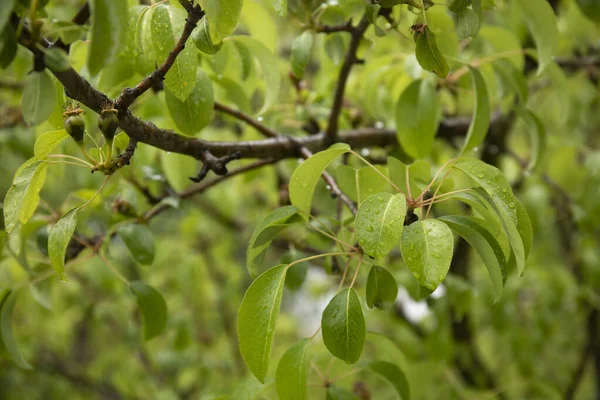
[1, 0, 600, 399]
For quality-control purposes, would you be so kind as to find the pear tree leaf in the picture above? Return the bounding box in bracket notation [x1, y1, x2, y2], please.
[238, 264, 288, 383]
[87, 0, 128, 76]
[368, 361, 410, 400]
[289, 144, 351, 216]
[21, 70, 56, 126]
[290, 31, 315, 79]
[492, 59, 529, 103]
[117, 223, 156, 266]
[4, 159, 48, 234]
[456, 8, 479, 39]
[276, 338, 309, 400]
[355, 192, 407, 259]
[130, 281, 168, 340]
[246, 206, 301, 278]
[515, 0, 559, 74]
[516, 107, 546, 173]
[460, 67, 491, 155]
[34, 130, 68, 159]
[202, 0, 243, 43]
[165, 68, 215, 136]
[366, 266, 399, 309]
[400, 220, 454, 291]
[414, 26, 449, 78]
[48, 207, 79, 280]
[0, 290, 32, 370]
[322, 288, 365, 364]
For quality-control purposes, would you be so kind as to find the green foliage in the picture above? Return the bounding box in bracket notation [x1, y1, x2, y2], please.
[275, 338, 309, 400]
[48, 207, 78, 280]
[87, 0, 127, 76]
[21, 71, 56, 127]
[130, 281, 168, 340]
[366, 265, 399, 309]
[117, 223, 156, 266]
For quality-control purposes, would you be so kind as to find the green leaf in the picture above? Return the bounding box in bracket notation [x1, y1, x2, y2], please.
[474, 188, 526, 276]
[395, 79, 440, 159]
[453, 160, 518, 226]
[202, 0, 243, 43]
[492, 59, 528, 103]
[117, 223, 156, 266]
[166, 68, 214, 136]
[42, 20, 87, 44]
[449, 0, 469, 13]
[327, 386, 358, 400]
[41, 47, 71, 72]
[87, 0, 128, 76]
[290, 31, 315, 79]
[238, 264, 287, 382]
[366, 266, 399, 309]
[438, 215, 506, 302]
[48, 207, 79, 280]
[4, 159, 48, 233]
[289, 144, 351, 216]
[0, 0, 15, 35]
[0, 290, 32, 369]
[130, 281, 168, 340]
[227, 36, 281, 115]
[132, 5, 155, 75]
[414, 27, 449, 78]
[192, 17, 223, 55]
[0, 25, 18, 69]
[34, 130, 68, 158]
[576, 0, 600, 23]
[276, 338, 309, 400]
[514, 0, 559, 74]
[456, 8, 479, 40]
[321, 288, 365, 364]
[335, 165, 392, 205]
[160, 151, 197, 192]
[460, 67, 491, 155]
[366, 4, 381, 24]
[515, 199, 533, 259]
[151, 4, 197, 100]
[400, 220, 454, 291]
[246, 206, 301, 278]
[355, 192, 407, 259]
[272, 0, 287, 17]
[368, 361, 410, 400]
[517, 108, 546, 173]
[21, 70, 56, 126]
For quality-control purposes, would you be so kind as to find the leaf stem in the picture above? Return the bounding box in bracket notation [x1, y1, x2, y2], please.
[415, 158, 456, 203]
[337, 255, 353, 291]
[79, 176, 111, 210]
[98, 253, 130, 284]
[349, 253, 363, 289]
[47, 160, 93, 168]
[350, 150, 404, 194]
[405, 166, 413, 201]
[287, 251, 357, 271]
[48, 154, 94, 168]
[306, 223, 356, 251]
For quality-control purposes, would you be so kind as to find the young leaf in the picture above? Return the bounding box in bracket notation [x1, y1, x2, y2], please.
[130, 281, 168, 340]
[290, 31, 315, 79]
[456, 8, 479, 40]
[132, 5, 156, 75]
[366, 266, 399, 309]
[492, 59, 529, 103]
[276, 338, 309, 400]
[321, 288, 365, 364]
[151, 4, 196, 101]
[227, 36, 281, 115]
[117, 223, 156, 266]
[515, 199, 533, 259]
[202, 0, 243, 43]
[0, 290, 32, 370]
[395, 79, 440, 159]
[289, 144, 351, 217]
[400, 220, 454, 291]
[48, 207, 79, 280]
[34, 130, 68, 159]
[192, 17, 223, 55]
[21, 70, 56, 126]
[368, 361, 410, 400]
[414, 26, 449, 78]
[355, 192, 407, 259]
[238, 264, 288, 383]
[460, 67, 491, 155]
[438, 215, 506, 301]
[87, 0, 128, 76]
[4, 159, 48, 233]
[517, 108, 546, 173]
[514, 0, 559, 74]
[165, 68, 215, 136]
[246, 206, 301, 278]
[453, 160, 518, 226]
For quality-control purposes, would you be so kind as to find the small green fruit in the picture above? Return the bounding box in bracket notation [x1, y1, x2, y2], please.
[98, 110, 119, 141]
[64, 114, 85, 142]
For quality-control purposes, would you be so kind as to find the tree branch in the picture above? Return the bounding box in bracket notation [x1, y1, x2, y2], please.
[115, 2, 205, 110]
[324, 16, 370, 145]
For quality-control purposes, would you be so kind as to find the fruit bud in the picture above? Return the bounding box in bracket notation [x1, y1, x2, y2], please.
[98, 110, 118, 141]
[64, 114, 85, 142]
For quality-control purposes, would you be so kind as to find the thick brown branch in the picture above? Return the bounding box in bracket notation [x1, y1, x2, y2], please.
[314, 20, 354, 34]
[324, 16, 370, 145]
[116, 3, 205, 110]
